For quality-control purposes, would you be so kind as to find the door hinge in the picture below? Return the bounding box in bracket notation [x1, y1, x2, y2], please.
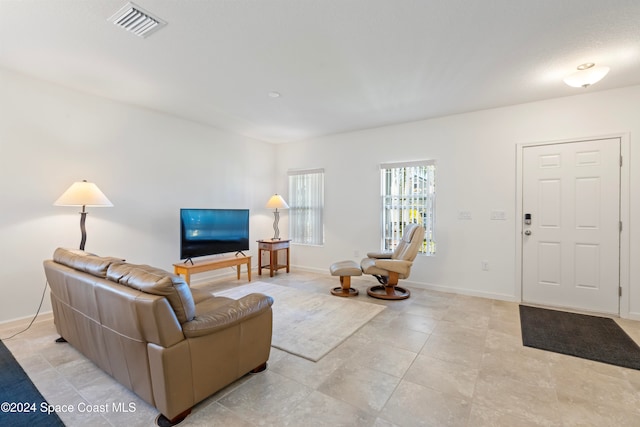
[619, 287, 622, 297]
[620, 221, 623, 232]
[620, 156, 623, 167]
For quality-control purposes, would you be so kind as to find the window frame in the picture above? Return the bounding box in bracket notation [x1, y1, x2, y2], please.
[379, 160, 436, 255]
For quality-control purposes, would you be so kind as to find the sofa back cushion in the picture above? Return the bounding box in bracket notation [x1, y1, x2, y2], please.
[107, 263, 195, 323]
[53, 247, 124, 278]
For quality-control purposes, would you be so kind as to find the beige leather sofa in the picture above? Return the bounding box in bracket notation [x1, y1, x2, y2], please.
[43, 248, 273, 425]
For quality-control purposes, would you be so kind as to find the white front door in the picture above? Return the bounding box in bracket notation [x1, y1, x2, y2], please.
[522, 138, 620, 314]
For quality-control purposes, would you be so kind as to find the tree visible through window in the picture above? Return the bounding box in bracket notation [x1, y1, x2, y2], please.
[381, 160, 436, 255]
[288, 169, 324, 245]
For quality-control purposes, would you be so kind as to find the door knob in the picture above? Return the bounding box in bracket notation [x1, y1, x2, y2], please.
[524, 230, 532, 236]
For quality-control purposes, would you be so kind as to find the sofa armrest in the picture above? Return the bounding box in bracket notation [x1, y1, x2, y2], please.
[366, 251, 393, 259]
[182, 293, 274, 338]
[375, 259, 412, 275]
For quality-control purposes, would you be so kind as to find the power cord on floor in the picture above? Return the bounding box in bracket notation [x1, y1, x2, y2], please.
[1, 280, 49, 340]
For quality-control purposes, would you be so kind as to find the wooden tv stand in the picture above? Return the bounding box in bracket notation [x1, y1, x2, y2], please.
[173, 256, 251, 285]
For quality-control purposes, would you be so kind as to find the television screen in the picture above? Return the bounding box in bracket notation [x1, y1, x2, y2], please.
[180, 209, 250, 260]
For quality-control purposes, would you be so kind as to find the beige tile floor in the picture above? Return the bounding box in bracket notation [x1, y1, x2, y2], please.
[2, 270, 639, 426]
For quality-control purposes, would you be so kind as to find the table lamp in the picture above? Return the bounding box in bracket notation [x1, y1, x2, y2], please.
[266, 194, 288, 240]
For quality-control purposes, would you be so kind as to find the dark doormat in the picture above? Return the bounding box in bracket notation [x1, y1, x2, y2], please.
[519, 305, 640, 370]
[0, 339, 65, 426]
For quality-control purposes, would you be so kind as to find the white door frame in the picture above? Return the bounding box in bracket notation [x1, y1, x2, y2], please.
[515, 133, 631, 319]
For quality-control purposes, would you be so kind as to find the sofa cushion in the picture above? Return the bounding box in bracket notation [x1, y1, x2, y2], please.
[183, 293, 274, 338]
[191, 288, 214, 305]
[107, 263, 195, 323]
[53, 247, 124, 278]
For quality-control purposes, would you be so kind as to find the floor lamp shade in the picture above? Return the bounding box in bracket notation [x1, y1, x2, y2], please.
[54, 180, 113, 250]
[266, 194, 288, 240]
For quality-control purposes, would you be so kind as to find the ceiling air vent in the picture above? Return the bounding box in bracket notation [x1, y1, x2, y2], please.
[108, 2, 166, 38]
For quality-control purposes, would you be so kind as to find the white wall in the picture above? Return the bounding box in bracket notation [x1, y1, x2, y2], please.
[2, 67, 638, 322]
[0, 68, 277, 323]
[276, 85, 640, 318]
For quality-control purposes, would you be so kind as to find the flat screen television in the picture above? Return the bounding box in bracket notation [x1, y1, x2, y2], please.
[180, 208, 250, 260]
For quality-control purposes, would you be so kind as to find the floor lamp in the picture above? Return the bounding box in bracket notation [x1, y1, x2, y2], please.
[266, 194, 289, 240]
[54, 180, 113, 250]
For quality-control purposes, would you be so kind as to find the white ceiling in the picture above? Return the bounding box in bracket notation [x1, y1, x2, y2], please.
[1, 0, 639, 143]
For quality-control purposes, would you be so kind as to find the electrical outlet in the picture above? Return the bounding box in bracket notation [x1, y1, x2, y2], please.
[481, 260, 489, 271]
[353, 250, 360, 258]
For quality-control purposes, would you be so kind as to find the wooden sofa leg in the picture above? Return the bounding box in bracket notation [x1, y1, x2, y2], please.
[250, 362, 268, 373]
[156, 408, 192, 426]
[55, 337, 67, 343]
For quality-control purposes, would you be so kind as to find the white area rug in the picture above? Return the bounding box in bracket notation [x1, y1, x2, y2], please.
[215, 282, 385, 362]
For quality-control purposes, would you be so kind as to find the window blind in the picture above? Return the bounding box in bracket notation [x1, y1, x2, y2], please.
[288, 169, 324, 245]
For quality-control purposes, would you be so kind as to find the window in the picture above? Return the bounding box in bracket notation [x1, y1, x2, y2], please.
[380, 160, 436, 255]
[288, 169, 324, 245]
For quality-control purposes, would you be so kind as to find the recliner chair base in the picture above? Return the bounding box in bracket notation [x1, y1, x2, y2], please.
[366, 284, 411, 300]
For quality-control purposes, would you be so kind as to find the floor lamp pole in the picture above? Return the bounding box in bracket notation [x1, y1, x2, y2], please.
[79, 205, 87, 251]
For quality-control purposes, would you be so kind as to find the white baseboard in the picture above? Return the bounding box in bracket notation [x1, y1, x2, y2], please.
[0, 311, 53, 328]
[291, 265, 328, 275]
[293, 264, 519, 302]
[625, 311, 640, 321]
[402, 280, 519, 302]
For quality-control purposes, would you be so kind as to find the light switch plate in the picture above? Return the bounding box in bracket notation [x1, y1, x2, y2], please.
[490, 210, 506, 220]
[458, 210, 472, 220]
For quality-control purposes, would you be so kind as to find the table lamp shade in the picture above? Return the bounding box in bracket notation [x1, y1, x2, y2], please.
[265, 194, 289, 210]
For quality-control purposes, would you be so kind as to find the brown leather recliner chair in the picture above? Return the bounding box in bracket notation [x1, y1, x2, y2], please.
[361, 223, 425, 300]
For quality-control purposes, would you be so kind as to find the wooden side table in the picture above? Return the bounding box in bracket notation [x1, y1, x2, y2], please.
[257, 239, 291, 277]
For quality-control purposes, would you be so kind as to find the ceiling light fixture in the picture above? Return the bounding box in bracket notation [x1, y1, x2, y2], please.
[108, 2, 166, 38]
[563, 63, 610, 88]
[268, 91, 281, 98]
